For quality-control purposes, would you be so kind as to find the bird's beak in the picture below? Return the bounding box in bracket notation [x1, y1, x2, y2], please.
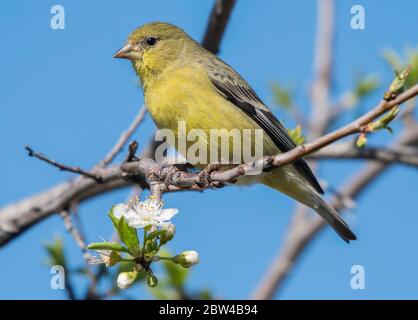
[113, 44, 135, 59]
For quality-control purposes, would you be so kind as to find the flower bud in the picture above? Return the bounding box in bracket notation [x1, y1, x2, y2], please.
[160, 224, 176, 244]
[173, 250, 199, 268]
[147, 274, 158, 287]
[356, 133, 367, 149]
[117, 271, 138, 290]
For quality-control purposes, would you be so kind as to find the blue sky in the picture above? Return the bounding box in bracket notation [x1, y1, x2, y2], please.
[0, 0, 417, 299]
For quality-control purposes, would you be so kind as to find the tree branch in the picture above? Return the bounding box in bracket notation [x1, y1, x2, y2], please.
[202, 0, 236, 54]
[310, 0, 334, 138]
[60, 209, 87, 253]
[309, 142, 418, 167]
[25, 146, 103, 183]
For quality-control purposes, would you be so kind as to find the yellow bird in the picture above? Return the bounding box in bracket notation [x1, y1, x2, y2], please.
[114, 22, 356, 242]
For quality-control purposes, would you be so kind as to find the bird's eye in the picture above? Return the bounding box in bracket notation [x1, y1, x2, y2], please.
[146, 37, 157, 46]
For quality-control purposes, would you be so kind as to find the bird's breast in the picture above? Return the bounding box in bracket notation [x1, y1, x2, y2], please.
[143, 64, 278, 164]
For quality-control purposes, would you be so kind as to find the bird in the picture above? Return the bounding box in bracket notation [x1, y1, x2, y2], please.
[113, 22, 357, 242]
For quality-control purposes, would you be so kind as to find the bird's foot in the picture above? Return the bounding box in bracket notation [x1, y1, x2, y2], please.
[196, 164, 223, 189]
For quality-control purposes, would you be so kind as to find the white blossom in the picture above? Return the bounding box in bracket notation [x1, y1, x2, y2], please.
[112, 197, 178, 229]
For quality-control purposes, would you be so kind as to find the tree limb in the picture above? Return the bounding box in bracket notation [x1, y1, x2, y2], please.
[25, 146, 103, 183]
[310, 0, 334, 138]
[202, 0, 236, 54]
[309, 142, 418, 167]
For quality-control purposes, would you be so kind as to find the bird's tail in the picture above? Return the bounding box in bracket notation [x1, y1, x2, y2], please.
[261, 169, 357, 242]
[310, 194, 357, 243]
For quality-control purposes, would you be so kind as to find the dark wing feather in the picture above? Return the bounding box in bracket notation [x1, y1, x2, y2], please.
[208, 68, 324, 194]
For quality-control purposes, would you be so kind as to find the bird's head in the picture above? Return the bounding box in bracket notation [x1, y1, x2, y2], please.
[114, 22, 195, 83]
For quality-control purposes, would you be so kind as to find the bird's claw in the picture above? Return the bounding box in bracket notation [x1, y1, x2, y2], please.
[196, 164, 222, 188]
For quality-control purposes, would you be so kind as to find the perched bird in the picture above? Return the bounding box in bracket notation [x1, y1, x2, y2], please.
[114, 22, 357, 242]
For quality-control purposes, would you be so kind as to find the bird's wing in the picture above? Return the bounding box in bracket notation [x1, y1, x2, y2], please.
[208, 66, 324, 194]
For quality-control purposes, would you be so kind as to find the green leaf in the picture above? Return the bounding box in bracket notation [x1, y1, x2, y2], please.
[370, 105, 400, 131]
[44, 237, 67, 267]
[117, 217, 140, 254]
[287, 125, 305, 145]
[108, 206, 140, 254]
[108, 206, 120, 230]
[87, 242, 129, 253]
[383, 47, 417, 93]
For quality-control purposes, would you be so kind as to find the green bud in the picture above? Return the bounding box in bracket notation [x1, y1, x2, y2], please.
[356, 133, 367, 149]
[147, 274, 158, 287]
[384, 65, 411, 101]
[369, 105, 400, 131]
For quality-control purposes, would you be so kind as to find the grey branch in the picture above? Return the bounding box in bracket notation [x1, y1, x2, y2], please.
[202, 0, 236, 54]
[25, 146, 103, 183]
[60, 209, 87, 254]
[310, 0, 334, 138]
[310, 143, 418, 167]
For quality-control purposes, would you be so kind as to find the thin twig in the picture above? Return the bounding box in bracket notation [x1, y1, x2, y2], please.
[309, 142, 418, 168]
[25, 146, 103, 183]
[60, 209, 87, 252]
[97, 106, 147, 168]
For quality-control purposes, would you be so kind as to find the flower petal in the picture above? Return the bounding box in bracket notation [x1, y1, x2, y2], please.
[128, 219, 149, 229]
[112, 203, 129, 219]
[124, 209, 139, 221]
[158, 208, 179, 222]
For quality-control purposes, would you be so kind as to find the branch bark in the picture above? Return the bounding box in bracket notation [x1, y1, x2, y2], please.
[202, 0, 236, 54]
[309, 142, 418, 167]
[310, 0, 334, 138]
